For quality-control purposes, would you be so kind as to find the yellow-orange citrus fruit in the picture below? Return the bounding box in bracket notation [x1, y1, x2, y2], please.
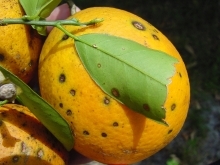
[0, 104, 69, 165]
[0, 0, 43, 83]
[39, 7, 190, 164]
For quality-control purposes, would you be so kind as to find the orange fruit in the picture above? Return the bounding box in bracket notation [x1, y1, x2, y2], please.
[0, 104, 69, 164]
[38, 7, 190, 164]
[0, 0, 43, 83]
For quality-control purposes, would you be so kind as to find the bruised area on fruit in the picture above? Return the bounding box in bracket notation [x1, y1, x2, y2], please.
[0, 104, 68, 164]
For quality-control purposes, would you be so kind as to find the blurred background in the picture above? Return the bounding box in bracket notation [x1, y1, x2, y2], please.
[65, 0, 220, 164]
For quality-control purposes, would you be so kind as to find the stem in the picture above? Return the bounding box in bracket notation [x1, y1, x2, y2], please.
[0, 17, 103, 27]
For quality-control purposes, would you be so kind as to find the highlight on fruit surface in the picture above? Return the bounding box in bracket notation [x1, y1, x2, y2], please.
[0, 104, 69, 165]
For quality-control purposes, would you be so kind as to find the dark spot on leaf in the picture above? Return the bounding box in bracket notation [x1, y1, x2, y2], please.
[0, 54, 5, 61]
[132, 21, 146, 30]
[152, 34, 159, 40]
[171, 104, 176, 111]
[93, 44, 97, 48]
[168, 129, 173, 134]
[83, 130, 89, 135]
[113, 122, 119, 127]
[143, 104, 150, 111]
[111, 88, 120, 97]
[62, 34, 69, 40]
[59, 103, 63, 108]
[12, 156, 19, 163]
[104, 97, 110, 105]
[70, 89, 76, 96]
[66, 109, 72, 116]
[101, 132, 107, 137]
[97, 63, 101, 68]
[59, 74, 65, 83]
[179, 72, 182, 78]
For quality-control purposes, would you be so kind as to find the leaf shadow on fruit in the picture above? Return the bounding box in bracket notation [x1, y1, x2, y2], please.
[0, 121, 20, 148]
[121, 104, 146, 148]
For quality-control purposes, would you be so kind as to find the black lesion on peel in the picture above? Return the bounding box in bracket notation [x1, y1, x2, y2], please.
[131, 21, 146, 31]
[70, 89, 76, 96]
[59, 73, 66, 83]
[0, 53, 5, 61]
[59, 103, 63, 108]
[12, 156, 20, 163]
[171, 104, 176, 111]
[113, 122, 119, 127]
[168, 129, 173, 134]
[62, 34, 69, 40]
[66, 109, 72, 116]
[101, 132, 107, 137]
[152, 34, 159, 40]
[103, 97, 110, 105]
[83, 130, 89, 135]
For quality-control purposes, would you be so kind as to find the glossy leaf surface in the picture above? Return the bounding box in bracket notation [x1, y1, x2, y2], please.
[0, 66, 74, 151]
[75, 33, 178, 124]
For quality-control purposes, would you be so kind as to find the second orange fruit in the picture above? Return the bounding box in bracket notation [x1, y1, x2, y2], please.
[39, 7, 190, 164]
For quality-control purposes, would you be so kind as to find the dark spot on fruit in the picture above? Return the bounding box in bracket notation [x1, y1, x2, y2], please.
[70, 89, 76, 96]
[143, 104, 150, 111]
[62, 34, 69, 40]
[101, 132, 107, 137]
[113, 122, 119, 127]
[59, 103, 63, 108]
[12, 156, 19, 163]
[0, 120, 3, 126]
[0, 54, 5, 61]
[179, 72, 182, 78]
[153, 29, 159, 33]
[111, 88, 120, 97]
[152, 34, 159, 40]
[171, 104, 176, 111]
[168, 129, 173, 134]
[59, 74, 66, 83]
[104, 97, 110, 105]
[132, 21, 146, 30]
[66, 109, 72, 116]
[83, 130, 89, 135]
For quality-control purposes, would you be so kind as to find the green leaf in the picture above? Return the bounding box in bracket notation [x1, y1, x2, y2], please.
[0, 66, 74, 151]
[75, 33, 178, 125]
[19, 0, 61, 35]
